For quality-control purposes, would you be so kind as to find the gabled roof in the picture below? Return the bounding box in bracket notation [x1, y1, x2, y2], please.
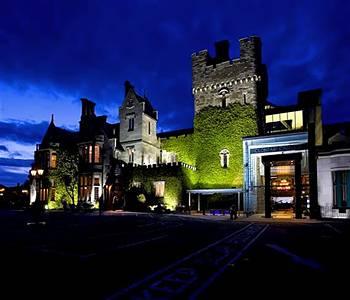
[124, 81, 157, 119]
[40, 117, 78, 149]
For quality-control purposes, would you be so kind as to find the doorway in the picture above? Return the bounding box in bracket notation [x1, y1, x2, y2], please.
[262, 153, 303, 219]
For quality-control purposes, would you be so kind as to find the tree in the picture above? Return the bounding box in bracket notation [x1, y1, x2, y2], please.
[51, 148, 79, 206]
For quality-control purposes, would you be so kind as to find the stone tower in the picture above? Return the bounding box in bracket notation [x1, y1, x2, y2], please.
[119, 81, 160, 165]
[191, 36, 268, 116]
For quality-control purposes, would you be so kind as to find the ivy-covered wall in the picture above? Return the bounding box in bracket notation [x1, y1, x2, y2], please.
[161, 103, 258, 189]
[161, 134, 195, 166]
[125, 165, 195, 210]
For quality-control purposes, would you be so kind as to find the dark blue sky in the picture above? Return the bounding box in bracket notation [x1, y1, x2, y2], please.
[0, 0, 349, 186]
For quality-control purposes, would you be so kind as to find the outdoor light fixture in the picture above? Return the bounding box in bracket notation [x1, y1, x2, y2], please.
[30, 169, 37, 176]
[38, 169, 44, 176]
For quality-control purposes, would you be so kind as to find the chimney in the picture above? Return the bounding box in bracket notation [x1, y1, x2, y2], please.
[215, 40, 230, 63]
[81, 98, 96, 119]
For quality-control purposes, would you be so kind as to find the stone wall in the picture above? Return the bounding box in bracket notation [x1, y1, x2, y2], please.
[191, 36, 267, 115]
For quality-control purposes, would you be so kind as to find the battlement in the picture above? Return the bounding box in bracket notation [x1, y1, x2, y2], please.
[192, 36, 261, 68]
[191, 36, 267, 114]
[120, 161, 197, 171]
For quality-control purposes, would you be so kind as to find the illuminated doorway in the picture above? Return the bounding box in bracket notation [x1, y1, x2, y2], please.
[270, 161, 295, 219]
[262, 153, 304, 219]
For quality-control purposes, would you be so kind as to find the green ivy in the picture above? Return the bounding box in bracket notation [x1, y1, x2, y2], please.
[161, 103, 258, 189]
[125, 165, 194, 210]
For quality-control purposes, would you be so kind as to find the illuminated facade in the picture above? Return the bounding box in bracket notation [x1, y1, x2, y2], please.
[30, 35, 348, 218]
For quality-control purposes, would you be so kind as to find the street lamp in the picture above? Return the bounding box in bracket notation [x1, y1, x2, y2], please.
[30, 168, 44, 204]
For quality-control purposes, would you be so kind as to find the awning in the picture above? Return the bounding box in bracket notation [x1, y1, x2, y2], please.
[186, 188, 242, 195]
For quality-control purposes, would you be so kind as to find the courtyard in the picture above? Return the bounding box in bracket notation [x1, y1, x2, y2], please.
[1, 210, 349, 299]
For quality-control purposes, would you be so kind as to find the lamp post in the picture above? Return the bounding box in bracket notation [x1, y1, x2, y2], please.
[30, 168, 44, 204]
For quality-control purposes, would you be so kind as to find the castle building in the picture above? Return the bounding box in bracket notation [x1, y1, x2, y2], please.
[29, 36, 349, 219]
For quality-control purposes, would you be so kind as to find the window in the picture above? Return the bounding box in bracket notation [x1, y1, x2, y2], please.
[128, 118, 134, 131]
[127, 147, 135, 163]
[333, 170, 350, 208]
[94, 177, 100, 186]
[153, 181, 165, 197]
[50, 187, 56, 201]
[94, 187, 99, 202]
[79, 175, 92, 201]
[51, 153, 57, 169]
[132, 181, 141, 188]
[148, 121, 151, 135]
[88, 145, 93, 163]
[219, 149, 230, 168]
[222, 98, 226, 108]
[265, 110, 303, 133]
[243, 94, 247, 104]
[94, 145, 101, 163]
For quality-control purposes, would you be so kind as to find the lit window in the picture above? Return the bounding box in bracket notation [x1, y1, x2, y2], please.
[94, 145, 100, 163]
[88, 145, 93, 163]
[132, 181, 141, 188]
[153, 181, 165, 197]
[128, 118, 134, 131]
[219, 149, 230, 168]
[79, 175, 92, 201]
[94, 186, 99, 202]
[51, 153, 57, 169]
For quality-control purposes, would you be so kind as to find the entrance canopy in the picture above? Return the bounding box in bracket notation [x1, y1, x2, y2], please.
[186, 188, 242, 195]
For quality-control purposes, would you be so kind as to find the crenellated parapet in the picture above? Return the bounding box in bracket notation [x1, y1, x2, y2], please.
[191, 36, 267, 114]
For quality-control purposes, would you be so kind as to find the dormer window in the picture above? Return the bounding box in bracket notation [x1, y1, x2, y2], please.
[220, 149, 230, 168]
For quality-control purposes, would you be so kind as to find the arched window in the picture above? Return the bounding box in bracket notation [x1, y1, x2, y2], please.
[219, 149, 230, 168]
[222, 97, 227, 108]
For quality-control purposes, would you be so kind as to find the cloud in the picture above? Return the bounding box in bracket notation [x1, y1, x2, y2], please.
[0, 120, 48, 144]
[0, 145, 9, 152]
[0, 157, 33, 186]
[0, 0, 350, 185]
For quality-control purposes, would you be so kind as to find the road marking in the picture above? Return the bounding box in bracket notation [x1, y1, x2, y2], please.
[81, 234, 169, 260]
[266, 243, 323, 271]
[188, 224, 269, 299]
[107, 224, 269, 299]
[324, 223, 342, 235]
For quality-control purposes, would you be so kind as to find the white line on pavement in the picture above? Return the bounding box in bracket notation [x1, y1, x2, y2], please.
[189, 224, 269, 299]
[266, 243, 324, 270]
[107, 223, 253, 300]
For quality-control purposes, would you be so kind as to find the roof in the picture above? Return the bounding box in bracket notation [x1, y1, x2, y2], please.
[157, 128, 194, 139]
[186, 188, 242, 195]
[40, 121, 78, 149]
[125, 81, 157, 119]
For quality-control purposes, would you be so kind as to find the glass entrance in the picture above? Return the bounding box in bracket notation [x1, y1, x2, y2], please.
[270, 161, 295, 218]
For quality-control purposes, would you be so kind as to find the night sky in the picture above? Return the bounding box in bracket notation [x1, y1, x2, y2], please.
[0, 0, 349, 186]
